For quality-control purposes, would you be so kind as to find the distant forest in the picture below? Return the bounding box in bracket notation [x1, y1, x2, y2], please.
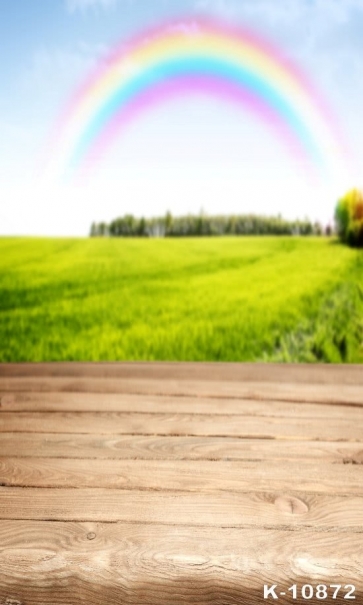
[90, 212, 332, 238]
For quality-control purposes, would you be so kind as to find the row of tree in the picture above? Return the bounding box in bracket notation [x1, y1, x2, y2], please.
[90, 213, 331, 238]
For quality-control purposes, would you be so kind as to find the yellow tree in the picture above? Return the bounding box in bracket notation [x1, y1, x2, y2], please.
[335, 188, 363, 247]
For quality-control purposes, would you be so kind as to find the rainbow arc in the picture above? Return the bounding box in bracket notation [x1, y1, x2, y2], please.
[44, 17, 351, 185]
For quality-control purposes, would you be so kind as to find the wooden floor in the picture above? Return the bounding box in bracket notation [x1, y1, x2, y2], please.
[0, 362, 362, 604]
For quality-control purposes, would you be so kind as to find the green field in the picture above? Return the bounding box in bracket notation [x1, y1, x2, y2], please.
[0, 236, 362, 362]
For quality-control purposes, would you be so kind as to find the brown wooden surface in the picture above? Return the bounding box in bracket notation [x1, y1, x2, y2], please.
[0, 362, 362, 605]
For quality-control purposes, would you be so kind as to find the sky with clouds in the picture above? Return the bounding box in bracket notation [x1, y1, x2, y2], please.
[1, 0, 363, 235]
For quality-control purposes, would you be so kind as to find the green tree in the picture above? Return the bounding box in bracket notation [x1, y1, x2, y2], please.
[137, 217, 147, 236]
[98, 222, 108, 236]
[164, 211, 173, 235]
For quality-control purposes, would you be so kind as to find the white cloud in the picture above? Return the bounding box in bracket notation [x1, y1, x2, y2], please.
[192, 0, 363, 58]
[193, 0, 363, 24]
[65, 0, 118, 14]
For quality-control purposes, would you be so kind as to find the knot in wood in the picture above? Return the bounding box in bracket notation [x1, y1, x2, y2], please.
[274, 495, 309, 515]
[87, 532, 96, 540]
[349, 450, 363, 465]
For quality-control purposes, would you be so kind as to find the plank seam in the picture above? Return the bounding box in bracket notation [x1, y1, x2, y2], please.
[2, 483, 363, 496]
[1, 516, 362, 532]
[2, 410, 362, 419]
[2, 390, 363, 406]
[1, 431, 361, 442]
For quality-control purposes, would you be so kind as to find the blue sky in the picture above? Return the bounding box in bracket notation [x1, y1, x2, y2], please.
[1, 0, 363, 235]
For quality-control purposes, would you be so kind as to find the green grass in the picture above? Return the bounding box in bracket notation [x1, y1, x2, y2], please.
[0, 236, 362, 362]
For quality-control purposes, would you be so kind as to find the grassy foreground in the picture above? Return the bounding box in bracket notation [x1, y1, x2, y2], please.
[0, 236, 362, 362]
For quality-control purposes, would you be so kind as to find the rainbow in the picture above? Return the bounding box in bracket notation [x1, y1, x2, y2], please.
[44, 17, 350, 184]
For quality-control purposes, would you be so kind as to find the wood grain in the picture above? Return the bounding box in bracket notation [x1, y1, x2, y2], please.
[2, 390, 363, 416]
[1, 456, 362, 494]
[0, 521, 362, 605]
[1, 360, 363, 384]
[1, 432, 362, 462]
[1, 410, 362, 441]
[1, 376, 363, 404]
[1, 487, 363, 528]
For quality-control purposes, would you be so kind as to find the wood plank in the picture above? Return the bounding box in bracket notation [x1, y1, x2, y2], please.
[1, 411, 362, 440]
[1, 457, 362, 494]
[0, 521, 362, 605]
[1, 361, 363, 384]
[0, 362, 361, 605]
[1, 376, 363, 404]
[1, 487, 362, 528]
[1, 433, 362, 463]
[2, 391, 363, 417]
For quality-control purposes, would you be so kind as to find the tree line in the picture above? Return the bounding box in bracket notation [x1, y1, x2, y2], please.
[90, 212, 331, 238]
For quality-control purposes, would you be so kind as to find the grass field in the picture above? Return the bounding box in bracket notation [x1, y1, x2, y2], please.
[0, 236, 362, 362]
